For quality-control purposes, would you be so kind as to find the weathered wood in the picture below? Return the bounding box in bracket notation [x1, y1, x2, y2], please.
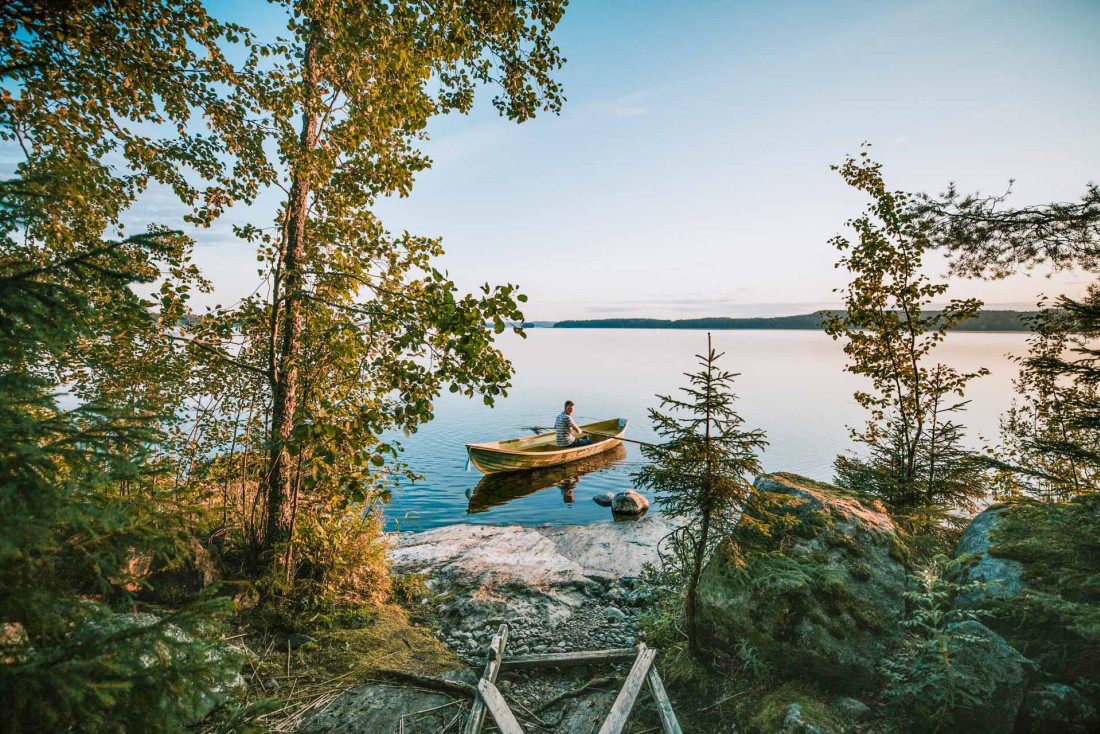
[466, 418, 628, 473]
[597, 644, 656, 734]
[499, 647, 638, 670]
[476, 679, 525, 734]
[463, 624, 509, 734]
[645, 666, 683, 734]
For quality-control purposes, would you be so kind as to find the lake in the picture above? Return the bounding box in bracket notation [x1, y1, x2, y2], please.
[382, 329, 1030, 531]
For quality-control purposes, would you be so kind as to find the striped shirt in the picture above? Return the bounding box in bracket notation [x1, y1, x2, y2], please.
[555, 411, 580, 447]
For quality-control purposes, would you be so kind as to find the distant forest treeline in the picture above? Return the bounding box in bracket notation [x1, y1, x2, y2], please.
[552, 310, 1040, 332]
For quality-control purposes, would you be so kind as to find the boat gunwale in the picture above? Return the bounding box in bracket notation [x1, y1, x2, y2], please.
[465, 418, 628, 457]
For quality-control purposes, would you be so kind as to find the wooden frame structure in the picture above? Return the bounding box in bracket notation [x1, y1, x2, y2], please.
[463, 624, 682, 734]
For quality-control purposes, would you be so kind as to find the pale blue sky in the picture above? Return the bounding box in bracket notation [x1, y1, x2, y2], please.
[165, 1, 1100, 318]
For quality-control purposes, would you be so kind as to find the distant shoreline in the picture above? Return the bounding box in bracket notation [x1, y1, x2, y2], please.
[537, 310, 1040, 332]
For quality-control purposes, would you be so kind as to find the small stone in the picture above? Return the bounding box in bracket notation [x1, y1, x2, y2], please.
[592, 492, 614, 507]
[604, 607, 627, 622]
[831, 696, 870, 721]
[611, 490, 649, 516]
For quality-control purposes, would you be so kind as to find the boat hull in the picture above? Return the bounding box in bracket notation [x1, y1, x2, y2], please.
[466, 418, 628, 474]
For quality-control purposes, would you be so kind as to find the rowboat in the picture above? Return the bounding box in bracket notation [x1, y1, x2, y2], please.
[466, 443, 627, 513]
[465, 418, 629, 474]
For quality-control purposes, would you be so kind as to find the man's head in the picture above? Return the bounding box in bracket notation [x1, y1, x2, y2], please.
[564, 400, 575, 415]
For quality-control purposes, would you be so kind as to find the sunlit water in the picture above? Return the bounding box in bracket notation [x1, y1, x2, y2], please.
[382, 329, 1029, 531]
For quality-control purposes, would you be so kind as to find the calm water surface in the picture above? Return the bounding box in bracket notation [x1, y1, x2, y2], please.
[382, 329, 1029, 531]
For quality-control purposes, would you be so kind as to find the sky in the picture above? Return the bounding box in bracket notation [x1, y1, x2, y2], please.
[156, 0, 1100, 320]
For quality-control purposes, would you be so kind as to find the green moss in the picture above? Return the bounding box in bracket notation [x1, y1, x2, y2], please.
[750, 682, 842, 733]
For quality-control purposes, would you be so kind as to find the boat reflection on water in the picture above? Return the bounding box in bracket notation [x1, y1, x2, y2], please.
[465, 443, 628, 514]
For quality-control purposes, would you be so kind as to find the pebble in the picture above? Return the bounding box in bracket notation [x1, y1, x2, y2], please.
[604, 606, 627, 622]
[592, 492, 614, 507]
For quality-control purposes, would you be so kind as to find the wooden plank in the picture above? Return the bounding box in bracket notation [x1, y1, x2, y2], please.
[645, 666, 683, 734]
[463, 624, 509, 734]
[597, 644, 656, 734]
[499, 647, 638, 670]
[477, 679, 525, 734]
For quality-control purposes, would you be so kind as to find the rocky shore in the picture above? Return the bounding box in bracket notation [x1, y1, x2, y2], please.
[391, 517, 673, 657]
[303, 475, 1100, 733]
[302, 517, 677, 734]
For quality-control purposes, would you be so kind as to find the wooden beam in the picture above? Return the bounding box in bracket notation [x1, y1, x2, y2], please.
[499, 648, 638, 670]
[477, 679, 525, 734]
[646, 666, 683, 734]
[463, 624, 509, 734]
[597, 644, 656, 734]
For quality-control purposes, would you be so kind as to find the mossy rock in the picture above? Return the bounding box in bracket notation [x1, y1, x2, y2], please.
[890, 620, 1029, 734]
[952, 497, 1100, 690]
[698, 473, 908, 694]
[750, 682, 841, 733]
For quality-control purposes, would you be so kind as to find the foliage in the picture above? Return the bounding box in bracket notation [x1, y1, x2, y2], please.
[985, 291, 1100, 500]
[824, 147, 991, 535]
[985, 497, 1100, 687]
[165, 0, 569, 590]
[0, 210, 240, 731]
[919, 172, 1100, 501]
[634, 334, 767, 655]
[883, 556, 992, 733]
[918, 182, 1100, 280]
[258, 503, 392, 624]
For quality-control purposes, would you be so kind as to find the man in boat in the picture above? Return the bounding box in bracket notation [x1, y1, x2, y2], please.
[555, 400, 591, 448]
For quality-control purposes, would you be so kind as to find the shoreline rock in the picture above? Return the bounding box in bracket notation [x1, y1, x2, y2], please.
[391, 517, 673, 656]
[698, 472, 908, 694]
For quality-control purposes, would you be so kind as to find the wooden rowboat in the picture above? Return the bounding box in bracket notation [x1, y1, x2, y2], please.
[466, 443, 628, 513]
[466, 418, 629, 474]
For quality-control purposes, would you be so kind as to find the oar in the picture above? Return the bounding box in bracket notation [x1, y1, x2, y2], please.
[525, 426, 659, 449]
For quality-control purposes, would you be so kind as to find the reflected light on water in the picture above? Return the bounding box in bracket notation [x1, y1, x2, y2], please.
[383, 329, 1029, 531]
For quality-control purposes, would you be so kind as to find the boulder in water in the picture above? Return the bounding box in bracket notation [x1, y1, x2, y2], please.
[592, 492, 614, 507]
[611, 489, 649, 515]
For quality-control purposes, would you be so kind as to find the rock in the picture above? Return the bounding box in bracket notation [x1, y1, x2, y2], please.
[782, 704, 825, 734]
[391, 517, 673, 632]
[1017, 682, 1098, 733]
[611, 490, 649, 515]
[593, 492, 614, 507]
[604, 606, 626, 622]
[951, 497, 1100, 700]
[698, 472, 908, 694]
[751, 683, 839, 733]
[300, 682, 457, 733]
[830, 696, 869, 721]
[893, 620, 1029, 733]
[951, 505, 1025, 609]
